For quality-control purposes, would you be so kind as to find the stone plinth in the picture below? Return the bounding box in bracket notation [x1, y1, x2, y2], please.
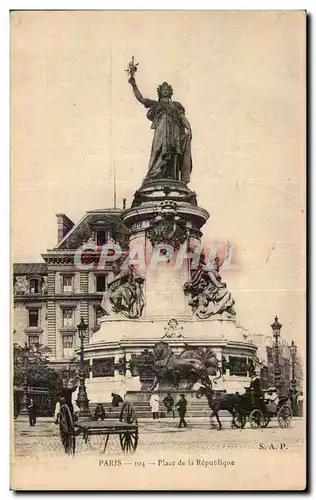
[120, 178, 209, 320]
[81, 177, 258, 404]
[82, 315, 257, 402]
[93, 314, 244, 344]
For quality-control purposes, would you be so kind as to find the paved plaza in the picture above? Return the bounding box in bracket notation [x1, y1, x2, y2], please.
[14, 416, 304, 458]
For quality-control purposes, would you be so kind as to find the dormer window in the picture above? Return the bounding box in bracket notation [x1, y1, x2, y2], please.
[29, 278, 40, 294]
[96, 230, 107, 246]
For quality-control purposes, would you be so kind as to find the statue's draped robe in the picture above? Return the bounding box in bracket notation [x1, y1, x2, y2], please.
[102, 266, 145, 319]
[184, 265, 236, 318]
[143, 99, 192, 183]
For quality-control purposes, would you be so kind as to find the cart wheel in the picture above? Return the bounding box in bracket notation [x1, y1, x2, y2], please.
[119, 427, 139, 454]
[278, 404, 292, 428]
[233, 412, 246, 429]
[249, 409, 264, 429]
[119, 402, 138, 454]
[120, 402, 138, 425]
[59, 404, 76, 455]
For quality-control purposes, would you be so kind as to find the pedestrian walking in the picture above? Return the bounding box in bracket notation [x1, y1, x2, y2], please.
[297, 391, 303, 417]
[150, 391, 160, 420]
[175, 394, 187, 428]
[287, 388, 295, 412]
[28, 398, 36, 426]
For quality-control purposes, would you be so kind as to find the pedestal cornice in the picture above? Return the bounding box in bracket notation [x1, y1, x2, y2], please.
[122, 202, 209, 231]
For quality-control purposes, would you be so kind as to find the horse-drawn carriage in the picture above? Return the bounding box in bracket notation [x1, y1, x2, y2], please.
[57, 389, 138, 456]
[232, 389, 293, 430]
[196, 383, 293, 430]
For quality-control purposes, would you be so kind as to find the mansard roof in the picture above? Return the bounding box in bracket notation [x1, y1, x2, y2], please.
[55, 208, 127, 250]
[13, 263, 47, 275]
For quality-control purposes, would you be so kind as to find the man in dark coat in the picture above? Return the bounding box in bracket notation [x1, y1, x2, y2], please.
[94, 403, 106, 421]
[54, 385, 78, 424]
[28, 398, 36, 426]
[163, 392, 175, 418]
[250, 378, 267, 415]
[297, 391, 303, 417]
[175, 394, 187, 428]
[111, 393, 123, 407]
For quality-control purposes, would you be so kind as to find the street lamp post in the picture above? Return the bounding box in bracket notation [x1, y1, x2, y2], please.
[18, 342, 29, 417]
[271, 316, 282, 394]
[76, 317, 91, 421]
[289, 340, 297, 393]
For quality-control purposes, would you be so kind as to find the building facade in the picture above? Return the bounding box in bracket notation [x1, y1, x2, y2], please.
[13, 207, 127, 369]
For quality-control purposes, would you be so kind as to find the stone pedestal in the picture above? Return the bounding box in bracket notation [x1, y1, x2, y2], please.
[82, 178, 258, 404]
[123, 179, 209, 320]
[144, 260, 190, 319]
[84, 315, 257, 401]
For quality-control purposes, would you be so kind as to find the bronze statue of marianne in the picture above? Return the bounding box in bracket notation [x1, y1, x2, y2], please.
[128, 74, 193, 184]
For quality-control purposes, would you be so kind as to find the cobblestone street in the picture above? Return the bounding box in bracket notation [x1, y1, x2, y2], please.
[14, 416, 305, 458]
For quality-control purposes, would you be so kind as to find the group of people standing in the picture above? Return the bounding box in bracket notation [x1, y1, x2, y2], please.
[150, 391, 188, 428]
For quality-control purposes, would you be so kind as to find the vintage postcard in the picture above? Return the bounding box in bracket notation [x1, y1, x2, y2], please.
[11, 10, 306, 491]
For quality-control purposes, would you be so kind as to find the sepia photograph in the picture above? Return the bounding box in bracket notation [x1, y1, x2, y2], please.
[10, 10, 306, 490]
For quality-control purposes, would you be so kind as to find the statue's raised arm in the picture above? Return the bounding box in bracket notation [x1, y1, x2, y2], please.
[128, 75, 157, 108]
[126, 58, 192, 184]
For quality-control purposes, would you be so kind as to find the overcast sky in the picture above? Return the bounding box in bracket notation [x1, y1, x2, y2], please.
[11, 11, 305, 344]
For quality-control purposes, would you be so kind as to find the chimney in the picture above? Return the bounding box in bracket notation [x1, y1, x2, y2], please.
[56, 214, 75, 244]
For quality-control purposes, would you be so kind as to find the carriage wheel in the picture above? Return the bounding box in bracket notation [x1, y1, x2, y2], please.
[233, 412, 246, 429]
[119, 402, 138, 453]
[278, 404, 292, 428]
[120, 402, 138, 425]
[262, 415, 271, 428]
[59, 404, 76, 455]
[249, 409, 264, 429]
[119, 428, 139, 453]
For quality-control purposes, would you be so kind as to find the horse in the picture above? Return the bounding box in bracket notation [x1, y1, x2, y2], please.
[196, 385, 239, 430]
[150, 342, 220, 392]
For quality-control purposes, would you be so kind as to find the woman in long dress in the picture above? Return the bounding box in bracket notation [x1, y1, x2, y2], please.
[128, 76, 192, 184]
